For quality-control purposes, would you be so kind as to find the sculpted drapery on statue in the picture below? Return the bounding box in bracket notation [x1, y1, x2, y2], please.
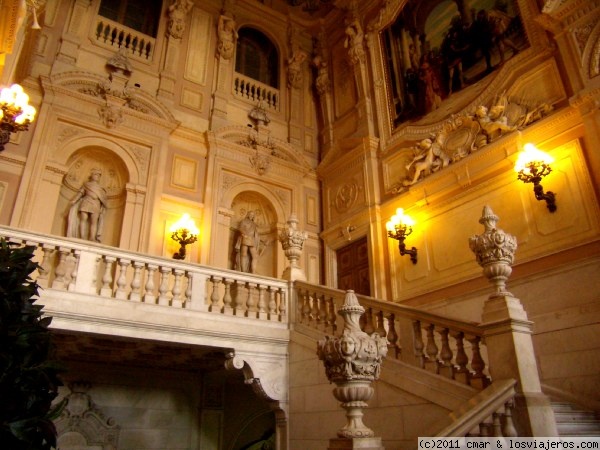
[67, 168, 108, 242]
[235, 210, 261, 273]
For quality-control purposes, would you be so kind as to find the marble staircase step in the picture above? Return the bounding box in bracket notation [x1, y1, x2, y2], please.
[552, 401, 600, 437]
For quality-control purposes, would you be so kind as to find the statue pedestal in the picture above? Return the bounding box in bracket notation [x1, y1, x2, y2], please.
[328, 437, 385, 450]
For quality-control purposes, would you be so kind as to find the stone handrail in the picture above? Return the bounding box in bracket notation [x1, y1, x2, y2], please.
[233, 73, 280, 111]
[294, 281, 491, 389]
[436, 379, 518, 437]
[93, 16, 156, 62]
[0, 226, 288, 322]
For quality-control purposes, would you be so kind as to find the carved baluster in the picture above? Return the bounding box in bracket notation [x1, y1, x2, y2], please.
[257, 284, 267, 319]
[439, 328, 454, 378]
[469, 336, 489, 389]
[328, 296, 337, 334]
[424, 324, 439, 373]
[68, 250, 81, 292]
[233, 280, 245, 315]
[301, 290, 311, 323]
[502, 401, 518, 437]
[222, 279, 233, 314]
[313, 293, 322, 329]
[184, 272, 193, 306]
[129, 261, 144, 302]
[171, 269, 184, 308]
[492, 412, 502, 437]
[267, 286, 277, 319]
[36, 245, 55, 288]
[363, 308, 375, 335]
[387, 314, 400, 359]
[245, 283, 257, 318]
[210, 276, 222, 312]
[279, 287, 287, 321]
[52, 248, 71, 290]
[375, 310, 387, 338]
[115, 258, 131, 300]
[479, 422, 490, 437]
[452, 331, 470, 385]
[413, 320, 425, 368]
[144, 264, 157, 304]
[100, 256, 116, 297]
[158, 266, 172, 306]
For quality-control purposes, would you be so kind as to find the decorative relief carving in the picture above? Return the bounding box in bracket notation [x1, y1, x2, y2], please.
[573, 23, 594, 54]
[98, 104, 124, 129]
[129, 146, 150, 176]
[222, 173, 241, 192]
[57, 126, 85, 145]
[590, 35, 600, 78]
[250, 151, 271, 176]
[55, 381, 120, 449]
[393, 94, 553, 191]
[334, 182, 359, 212]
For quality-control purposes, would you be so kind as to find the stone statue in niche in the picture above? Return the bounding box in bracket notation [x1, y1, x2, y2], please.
[67, 168, 107, 242]
[235, 210, 261, 273]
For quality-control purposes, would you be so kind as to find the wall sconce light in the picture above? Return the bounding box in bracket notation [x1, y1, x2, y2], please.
[170, 213, 199, 260]
[386, 208, 418, 264]
[514, 143, 557, 213]
[0, 84, 37, 151]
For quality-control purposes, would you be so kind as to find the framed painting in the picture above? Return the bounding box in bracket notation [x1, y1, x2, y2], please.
[381, 0, 529, 128]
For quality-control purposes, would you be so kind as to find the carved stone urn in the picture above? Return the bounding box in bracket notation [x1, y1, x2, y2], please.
[317, 290, 388, 439]
[468, 205, 518, 297]
[278, 213, 308, 281]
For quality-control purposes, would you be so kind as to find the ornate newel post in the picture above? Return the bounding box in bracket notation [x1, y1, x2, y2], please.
[468, 205, 517, 297]
[317, 290, 387, 450]
[469, 206, 558, 436]
[278, 213, 308, 281]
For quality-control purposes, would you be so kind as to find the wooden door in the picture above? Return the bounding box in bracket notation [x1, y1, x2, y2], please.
[336, 237, 370, 296]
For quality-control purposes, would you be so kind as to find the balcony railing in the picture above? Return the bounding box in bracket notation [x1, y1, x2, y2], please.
[93, 17, 155, 62]
[0, 226, 287, 322]
[293, 281, 491, 390]
[233, 73, 280, 111]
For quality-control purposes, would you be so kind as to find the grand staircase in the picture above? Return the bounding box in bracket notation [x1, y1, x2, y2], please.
[552, 402, 600, 436]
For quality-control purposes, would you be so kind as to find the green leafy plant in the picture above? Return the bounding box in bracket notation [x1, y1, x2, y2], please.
[0, 238, 65, 449]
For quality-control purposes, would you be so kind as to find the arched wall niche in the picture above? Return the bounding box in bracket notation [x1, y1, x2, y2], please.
[219, 180, 288, 277]
[229, 191, 278, 277]
[51, 135, 144, 185]
[51, 146, 129, 248]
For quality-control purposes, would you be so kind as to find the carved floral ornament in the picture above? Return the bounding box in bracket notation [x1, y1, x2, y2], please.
[393, 94, 553, 192]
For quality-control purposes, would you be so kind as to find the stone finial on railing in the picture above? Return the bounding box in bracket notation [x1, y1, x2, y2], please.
[469, 206, 517, 298]
[317, 290, 388, 439]
[278, 213, 308, 281]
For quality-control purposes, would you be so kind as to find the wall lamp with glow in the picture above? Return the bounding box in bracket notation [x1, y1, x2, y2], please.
[386, 208, 418, 264]
[514, 143, 557, 213]
[170, 213, 199, 260]
[0, 84, 37, 151]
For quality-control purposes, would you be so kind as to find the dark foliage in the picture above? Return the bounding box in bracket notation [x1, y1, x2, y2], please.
[0, 238, 65, 449]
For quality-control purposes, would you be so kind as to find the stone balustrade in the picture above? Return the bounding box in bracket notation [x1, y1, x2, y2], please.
[0, 226, 287, 322]
[94, 17, 156, 62]
[294, 281, 491, 390]
[233, 73, 280, 111]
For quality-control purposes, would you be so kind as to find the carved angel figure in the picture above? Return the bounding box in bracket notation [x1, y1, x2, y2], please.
[403, 137, 451, 186]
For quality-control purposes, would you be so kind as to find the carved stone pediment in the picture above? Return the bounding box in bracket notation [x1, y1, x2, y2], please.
[211, 125, 312, 173]
[41, 72, 179, 125]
